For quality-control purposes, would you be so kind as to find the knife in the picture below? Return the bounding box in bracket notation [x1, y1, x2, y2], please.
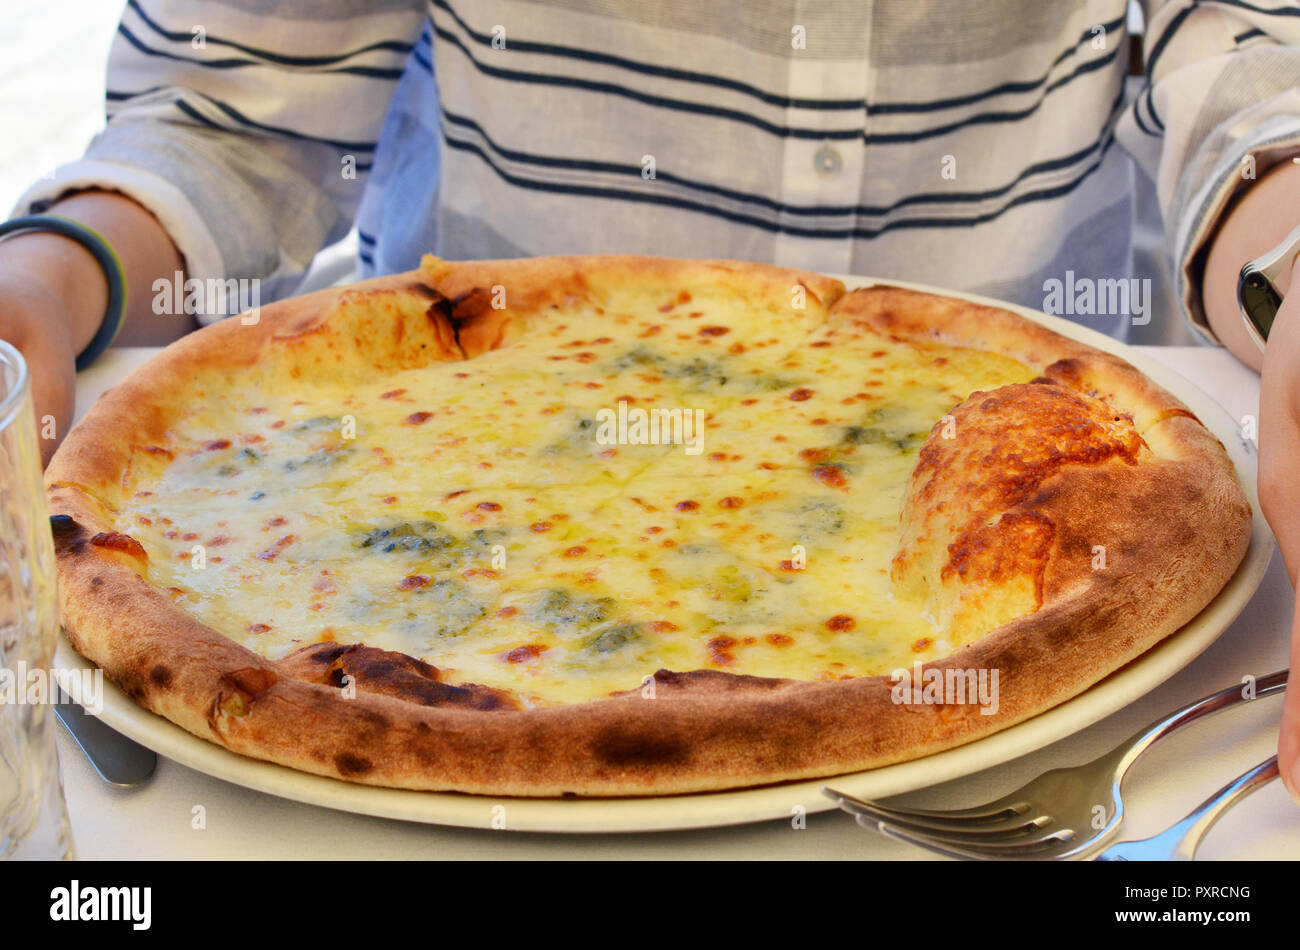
[54, 685, 157, 787]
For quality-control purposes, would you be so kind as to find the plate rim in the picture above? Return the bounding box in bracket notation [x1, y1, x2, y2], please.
[53, 274, 1273, 833]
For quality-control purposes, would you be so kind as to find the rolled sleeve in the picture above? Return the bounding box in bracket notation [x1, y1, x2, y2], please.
[1117, 2, 1300, 342]
[12, 0, 426, 323]
[1169, 100, 1300, 342]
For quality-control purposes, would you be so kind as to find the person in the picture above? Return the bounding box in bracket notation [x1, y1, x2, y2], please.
[2, 0, 1299, 801]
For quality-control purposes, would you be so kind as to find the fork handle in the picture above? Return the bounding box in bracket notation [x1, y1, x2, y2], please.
[1154, 756, 1279, 860]
[1108, 669, 1288, 781]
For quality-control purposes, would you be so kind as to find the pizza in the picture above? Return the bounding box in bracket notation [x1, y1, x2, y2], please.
[44, 255, 1251, 796]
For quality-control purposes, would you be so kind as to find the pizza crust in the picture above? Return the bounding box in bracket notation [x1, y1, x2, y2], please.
[419, 253, 847, 357]
[45, 259, 1251, 796]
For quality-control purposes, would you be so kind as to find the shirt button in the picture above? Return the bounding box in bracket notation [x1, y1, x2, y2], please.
[813, 145, 842, 177]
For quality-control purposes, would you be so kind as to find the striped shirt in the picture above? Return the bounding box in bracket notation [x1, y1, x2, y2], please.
[16, 0, 1300, 342]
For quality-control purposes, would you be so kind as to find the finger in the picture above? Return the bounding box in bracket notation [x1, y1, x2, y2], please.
[1280, 597, 1300, 805]
[10, 330, 76, 467]
[1258, 304, 1300, 585]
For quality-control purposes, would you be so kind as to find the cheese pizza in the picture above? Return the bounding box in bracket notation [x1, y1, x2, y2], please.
[45, 255, 1251, 795]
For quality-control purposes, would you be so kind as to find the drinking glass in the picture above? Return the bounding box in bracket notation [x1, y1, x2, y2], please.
[0, 339, 73, 859]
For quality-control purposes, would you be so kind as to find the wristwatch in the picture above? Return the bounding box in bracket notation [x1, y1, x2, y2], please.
[1238, 220, 1300, 352]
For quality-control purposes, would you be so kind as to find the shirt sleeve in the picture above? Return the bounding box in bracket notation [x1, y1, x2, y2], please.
[11, 0, 428, 321]
[1116, 0, 1300, 343]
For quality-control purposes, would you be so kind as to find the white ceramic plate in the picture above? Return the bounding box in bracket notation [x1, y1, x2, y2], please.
[54, 277, 1273, 833]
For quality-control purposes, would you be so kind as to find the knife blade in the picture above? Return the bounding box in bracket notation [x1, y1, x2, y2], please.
[54, 685, 157, 787]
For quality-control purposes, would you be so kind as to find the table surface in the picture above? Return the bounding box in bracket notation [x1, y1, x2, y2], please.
[57, 345, 1299, 860]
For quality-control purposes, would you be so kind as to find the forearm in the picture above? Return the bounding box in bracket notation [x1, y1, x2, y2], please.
[1256, 253, 1300, 802]
[1203, 160, 1300, 373]
[1258, 255, 1300, 587]
[0, 190, 194, 351]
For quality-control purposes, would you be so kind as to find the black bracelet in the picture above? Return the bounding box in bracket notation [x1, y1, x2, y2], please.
[0, 214, 128, 371]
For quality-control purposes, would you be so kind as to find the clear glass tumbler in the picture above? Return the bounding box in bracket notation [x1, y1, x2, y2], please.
[0, 339, 73, 860]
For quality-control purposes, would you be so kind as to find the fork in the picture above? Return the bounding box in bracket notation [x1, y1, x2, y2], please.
[1095, 755, 1279, 860]
[823, 668, 1288, 860]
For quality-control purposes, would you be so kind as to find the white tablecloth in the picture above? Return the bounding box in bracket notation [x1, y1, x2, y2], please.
[57, 346, 1298, 859]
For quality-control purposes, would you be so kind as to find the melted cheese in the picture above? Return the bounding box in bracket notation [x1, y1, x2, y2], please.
[115, 281, 1034, 705]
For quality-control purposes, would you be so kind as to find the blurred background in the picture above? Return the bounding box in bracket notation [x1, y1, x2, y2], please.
[0, 0, 359, 292]
[1, 1, 121, 214]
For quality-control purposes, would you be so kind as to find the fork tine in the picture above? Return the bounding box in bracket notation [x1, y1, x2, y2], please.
[823, 786, 1049, 835]
[860, 814, 1078, 861]
[826, 789, 1062, 845]
[821, 782, 1034, 823]
[864, 798, 1035, 827]
[863, 816, 991, 860]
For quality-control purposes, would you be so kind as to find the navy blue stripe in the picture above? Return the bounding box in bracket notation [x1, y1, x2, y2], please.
[1145, 0, 1297, 129]
[109, 83, 377, 167]
[358, 230, 377, 246]
[1214, 0, 1300, 17]
[189, 93, 376, 151]
[1235, 27, 1268, 41]
[175, 99, 233, 135]
[430, 0, 860, 111]
[439, 130, 1117, 240]
[872, 15, 1126, 114]
[1132, 99, 1158, 137]
[411, 26, 434, 73]
[441, 86, 1122, 220]
[117, 22, 406, 79]
[431, 22, 861, 141]
[106, 86, 165, 101]
[173, 98, 376, 153]
[1146, 98, 1166, 135]
[432, 0, 1124, 117]
[433, 21, 1118, 145]
[1145, 4, 1201, 77]
[127, 0, 415, 67]
[1141, 1, 1200, 133]
[359, 250, 375, 267]
[413, 41, 434, 75]
[864, 45, 1119, 144]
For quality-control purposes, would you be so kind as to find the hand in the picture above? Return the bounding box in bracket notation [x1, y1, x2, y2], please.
[1202, 159, 1300, 804]
[0, 191, 192, 466]
[0, 259, 82, 466]
[1257, 256, 1300, 805]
